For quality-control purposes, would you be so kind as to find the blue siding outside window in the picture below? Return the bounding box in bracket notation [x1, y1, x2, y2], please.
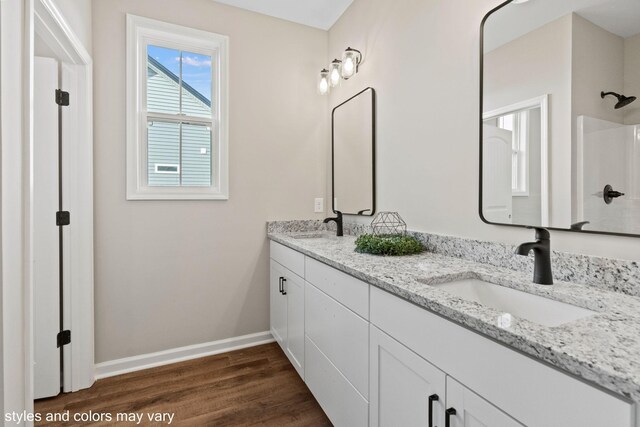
[146, 47, 213, 188]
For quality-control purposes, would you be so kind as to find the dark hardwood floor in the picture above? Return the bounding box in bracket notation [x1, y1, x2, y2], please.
[35, 343, 332, 426]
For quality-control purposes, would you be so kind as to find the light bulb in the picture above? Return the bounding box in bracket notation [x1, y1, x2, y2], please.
[318, 68, 330, 95]
[329, 59, 342, 87]
[342, 58, 355, 79]
[319, 77, 329, 95]
[330, 68, 341, 86]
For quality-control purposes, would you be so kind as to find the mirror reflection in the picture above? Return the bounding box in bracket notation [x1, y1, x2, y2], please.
[332, 87, 376, 216]
[482, 0, 640, 236]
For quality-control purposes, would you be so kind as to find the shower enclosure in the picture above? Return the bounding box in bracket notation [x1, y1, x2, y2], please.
[576, 116, 640, 234]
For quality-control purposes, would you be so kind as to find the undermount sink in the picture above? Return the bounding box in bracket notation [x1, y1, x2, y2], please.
[431, 278, 596, 327]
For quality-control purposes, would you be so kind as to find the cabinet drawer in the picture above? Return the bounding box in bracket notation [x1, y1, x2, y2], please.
[305, 337, 368, 427]
[270, 241, 305, 278]
[305, 257, 369, 319]
[371, 286, 634, 427]
[305, 282, 369, 398]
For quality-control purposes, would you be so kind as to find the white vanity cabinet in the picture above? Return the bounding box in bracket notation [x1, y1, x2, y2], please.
[269, 243, 305, 379]
[269, 240, 637, 427]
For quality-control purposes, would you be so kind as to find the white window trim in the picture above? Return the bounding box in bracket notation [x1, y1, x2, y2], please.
[126, 14, 229, 200]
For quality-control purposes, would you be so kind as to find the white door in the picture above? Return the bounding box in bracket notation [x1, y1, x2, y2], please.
[483, 124, 513, 223]
[370, 326, 446, 427]
[270, 260, 287, 347]
[33, 57, 61, 399]
[284, 272, 304, 379]
[445, 377, 524, 427]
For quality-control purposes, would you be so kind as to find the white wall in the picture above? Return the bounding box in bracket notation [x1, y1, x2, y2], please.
[328, 0, 640, 260]
[624, 33, 640, 125]
[571, 14, 624, 125]
[92, 0, 328, 363]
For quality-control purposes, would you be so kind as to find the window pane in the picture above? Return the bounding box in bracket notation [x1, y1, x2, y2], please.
[147, 45, 181, 115]
[181, 123, 212, 187]
[148, 121, 180, 186]
[500, 114, 514, 131]
[180, 51, 213, 118]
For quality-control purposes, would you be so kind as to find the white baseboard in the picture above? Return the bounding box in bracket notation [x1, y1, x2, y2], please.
[94, 331, 275, 380]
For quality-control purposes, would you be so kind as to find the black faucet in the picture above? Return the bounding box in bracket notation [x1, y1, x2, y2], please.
[515, 227, 553, 285]
[570, 221, 590, 231]
[323, 211, 343, 237]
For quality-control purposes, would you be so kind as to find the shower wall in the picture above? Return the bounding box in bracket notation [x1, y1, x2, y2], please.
[577, 116, 640, 234]
[624, 33, 640, 125]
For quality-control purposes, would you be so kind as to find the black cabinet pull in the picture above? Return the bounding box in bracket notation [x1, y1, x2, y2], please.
[281, 278, 287, 295]
[278, 277, 284, 294]
[445, 408, 456, 427]
[428, 394, 439, 427]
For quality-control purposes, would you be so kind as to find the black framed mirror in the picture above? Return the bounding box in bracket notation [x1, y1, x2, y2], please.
[480, 0, 640, 238]
[332, 87, 376, 216]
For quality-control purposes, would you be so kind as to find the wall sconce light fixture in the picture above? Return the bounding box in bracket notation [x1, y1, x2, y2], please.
[341, 47, 362, 80]
[318, 47, 363, 95]
[318, 68, 330, 95]
[329, 59, 342, 87]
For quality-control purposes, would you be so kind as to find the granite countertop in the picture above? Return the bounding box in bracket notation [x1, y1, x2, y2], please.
[268, 231, 640, 402]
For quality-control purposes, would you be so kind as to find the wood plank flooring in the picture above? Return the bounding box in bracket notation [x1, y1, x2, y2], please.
[35, 343, 332, 426]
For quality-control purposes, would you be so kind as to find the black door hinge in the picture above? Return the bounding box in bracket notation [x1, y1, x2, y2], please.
[56, 211, 70, 226]
[57, 330, 71, 348]
[55, 89, 70, 106]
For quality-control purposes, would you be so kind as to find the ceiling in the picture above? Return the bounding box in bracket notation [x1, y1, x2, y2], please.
[484, 0, 640, 52]
[211, 0, 354, 30]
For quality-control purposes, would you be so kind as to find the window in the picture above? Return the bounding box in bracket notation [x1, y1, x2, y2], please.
[126, 15, 229, 200]
[497, 110, 529, 196]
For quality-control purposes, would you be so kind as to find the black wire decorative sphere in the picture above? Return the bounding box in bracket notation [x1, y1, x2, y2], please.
[370, 212, 407, 236]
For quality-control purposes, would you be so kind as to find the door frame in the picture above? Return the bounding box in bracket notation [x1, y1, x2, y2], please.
[33, 0, 95, 395]
[1, 0, 30, 418]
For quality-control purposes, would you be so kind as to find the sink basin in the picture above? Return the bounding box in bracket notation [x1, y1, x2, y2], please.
[431, 278, 596, 327]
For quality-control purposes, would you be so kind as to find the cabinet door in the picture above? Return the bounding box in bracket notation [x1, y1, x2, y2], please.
[370, 326, 446, 427]
[445, 377, 524, 427]
[270, 260, 287, 348]
[284, 270, 305, 378]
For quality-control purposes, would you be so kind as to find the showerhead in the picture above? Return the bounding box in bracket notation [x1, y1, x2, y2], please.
[601, 91, 637, 109]
[616, 95, 636, 109]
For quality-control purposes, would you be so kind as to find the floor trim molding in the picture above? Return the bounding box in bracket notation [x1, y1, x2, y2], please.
[94, 331, 275, 380]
